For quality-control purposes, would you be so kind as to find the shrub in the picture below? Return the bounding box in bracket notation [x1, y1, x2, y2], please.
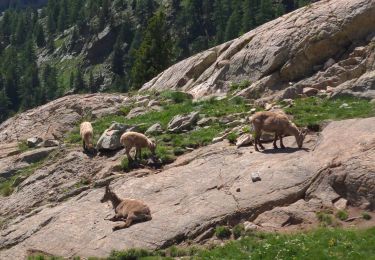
[227, 132, 238, 144]
[335, 210, 349, 221]
[215, 226, 231, 239]
[120, 157, 131, 172]
[362, 212, 372, 220]
[108, 248, 153, 260]
[316, 211, 333, 226]
[161, 91, 192, 104]
[232, 224, 245, 239]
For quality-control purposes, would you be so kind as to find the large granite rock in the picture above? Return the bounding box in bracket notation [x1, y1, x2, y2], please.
[0, 117, 374, 259]
[96, 123, 137, 151]
[141, 0, 375, 100]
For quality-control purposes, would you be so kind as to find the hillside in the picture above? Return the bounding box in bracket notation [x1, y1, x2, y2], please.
[0, 0, 314, 124]
[0, 0, 375, 259]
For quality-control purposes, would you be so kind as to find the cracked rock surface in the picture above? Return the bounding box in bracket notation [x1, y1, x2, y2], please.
[0, 117, 374, 259]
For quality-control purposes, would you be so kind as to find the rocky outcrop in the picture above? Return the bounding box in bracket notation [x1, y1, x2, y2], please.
[0, 117, 374, 259]
[0, 93, 130, 145]
[141, 0, 375, 101]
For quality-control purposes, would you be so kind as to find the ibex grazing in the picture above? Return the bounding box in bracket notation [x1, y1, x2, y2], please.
[101, 185, 152, 231]
[250, 111, 307, 151]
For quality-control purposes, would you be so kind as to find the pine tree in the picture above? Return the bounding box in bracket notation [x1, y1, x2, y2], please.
[34, 22, 46, 47]
[73, 68, 85, 93]
[112, 39, 125, 76]
[131, 11, 172, 89]
[57, 0, 68, 32]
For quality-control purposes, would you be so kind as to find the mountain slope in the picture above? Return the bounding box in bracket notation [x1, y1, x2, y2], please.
[141, 0, 375, 100]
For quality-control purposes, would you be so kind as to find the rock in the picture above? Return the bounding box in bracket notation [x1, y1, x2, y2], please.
[226, 120, 242, 128]
[251, 172, 261, 182]
[148, 100, 161, 107]
[324, 58, 336, 70]
[326, 86, 335, 93]
[1, 118, 375, 258]
[339, 103, 350, 109]
[42, 140, 59, 147]
[250, 108, 257, 114]
[334, 198, 348, 211]
[126, 107, 148, 119]
[303, 87, 319, 97]
[265, 103, 273, 111]
[96, 123, 135, 151]
[145, 123, 163, 135]
[243, 222, 258, 231]
[19, 147, 57, 164]
[27, 137, 43, 148]
[236, 134, 253, 148]
[140, 0, 375, 100]
[197, 117, 217, 127]
[332, 71, 375, 99]
[167, 112, 199, 133]
[0, 93, 129, 145]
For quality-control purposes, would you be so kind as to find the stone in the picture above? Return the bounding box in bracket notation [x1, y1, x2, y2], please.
[250, 108, 257, 114]
[251, 172, 261, 182]
[326, 86, 335, 93]
[27, 137, 43, 148]
[19, 147, 58, 164]
[236, 134, 253, 148]
[145, 123, 163, 135]
[324, 58, 336, 70]
[302, 87, 319, 97]
[243, 222, 258, 231]
[265, 103, 273, 111]
[334, 198, 348, 211]
[126, 107, 148, 119]
[42, 140, 59, 147]
[197, 117, 217, 127]
[339, 103, 350, 109]
[96, 123, 136, 150]
[148, 100, 161, 107]
[167, 112, 199, 133]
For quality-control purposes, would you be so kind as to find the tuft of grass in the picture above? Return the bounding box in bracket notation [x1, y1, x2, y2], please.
[108, 248, 154, 260]
[285, 96, 375, 127]
[232, 224, 245, 239]
[18, 140, 30, 152]
[0, 160, 46, 197]
[335, 210, 349, 221]
[230, 80, 251, 93]
[316, 211, 334, 227]
[227, 132, 238, 144]
[215, 226, 232, 239]
[160, 91, 192, 104]
[362, 212, 372, 220]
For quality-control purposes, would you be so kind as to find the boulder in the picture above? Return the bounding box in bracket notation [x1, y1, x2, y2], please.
[236, 134, 253, 148]
[126, 107, 148, 119]
[324, 58, 336, 70]
[334, 198, 348, 211]
[42, 140, 59, 147]
[27, 137, 43, 148]
[167, 112, 199, 133]
[302, 87, 319, 97]
[96, 123, 136, 150]
[145, 123, 164, 135]
[19, 147, 58, 164]
[197, 117, 217, 127]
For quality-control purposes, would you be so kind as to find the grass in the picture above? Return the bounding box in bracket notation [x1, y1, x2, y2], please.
[66, 94, 249, 167]
[0, 156, 48, 197]
[215, 226, 232, 239]
[33, 227, 375, 259]
[226, 132, 238, 144]
[232, 224, 245, 239]
[284, 96, 375, 127]
[316, 211, 334, 227]
[362, 212, 372, 220]
[336, 210, 349, 221]
[229, 80, 251, 93]
[18, 140, 30, 152]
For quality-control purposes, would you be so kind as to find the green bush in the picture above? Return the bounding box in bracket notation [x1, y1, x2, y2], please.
[335, 210, 349, 221]
[362, 212, 372, 220]
[316, 212, 333, 226]
[215, 226, 231, 239]
[227, 132, 238, 144]
[232, 224, 245, 239]
[160, 91, 192, 104]
[108, 248, 154, 260]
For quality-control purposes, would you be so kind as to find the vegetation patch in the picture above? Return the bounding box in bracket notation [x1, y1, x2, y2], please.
[335, 210, 349, 221]
[284, 96, 375, 127]
[229, 80, 251, 93]
[362, 212, 372, 220]
[215, 226, 232, 239]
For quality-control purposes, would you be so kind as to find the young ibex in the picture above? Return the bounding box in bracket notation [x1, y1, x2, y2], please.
[80, 121, 95, 153]
[101, 185, 152, 231]
[250, 111, 307, 151]
[120, 132, 156, 161]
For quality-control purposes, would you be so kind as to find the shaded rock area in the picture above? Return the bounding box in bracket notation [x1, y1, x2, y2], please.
[141, 0, 375, 101]
[0, 117, 374, 259]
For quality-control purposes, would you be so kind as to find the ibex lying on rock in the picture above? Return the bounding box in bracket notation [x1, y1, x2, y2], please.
[80, 121, 95, 153]
[101, 185, 152, 231]
[120, 132, 156, 161]
[250, 111, 307, 151]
